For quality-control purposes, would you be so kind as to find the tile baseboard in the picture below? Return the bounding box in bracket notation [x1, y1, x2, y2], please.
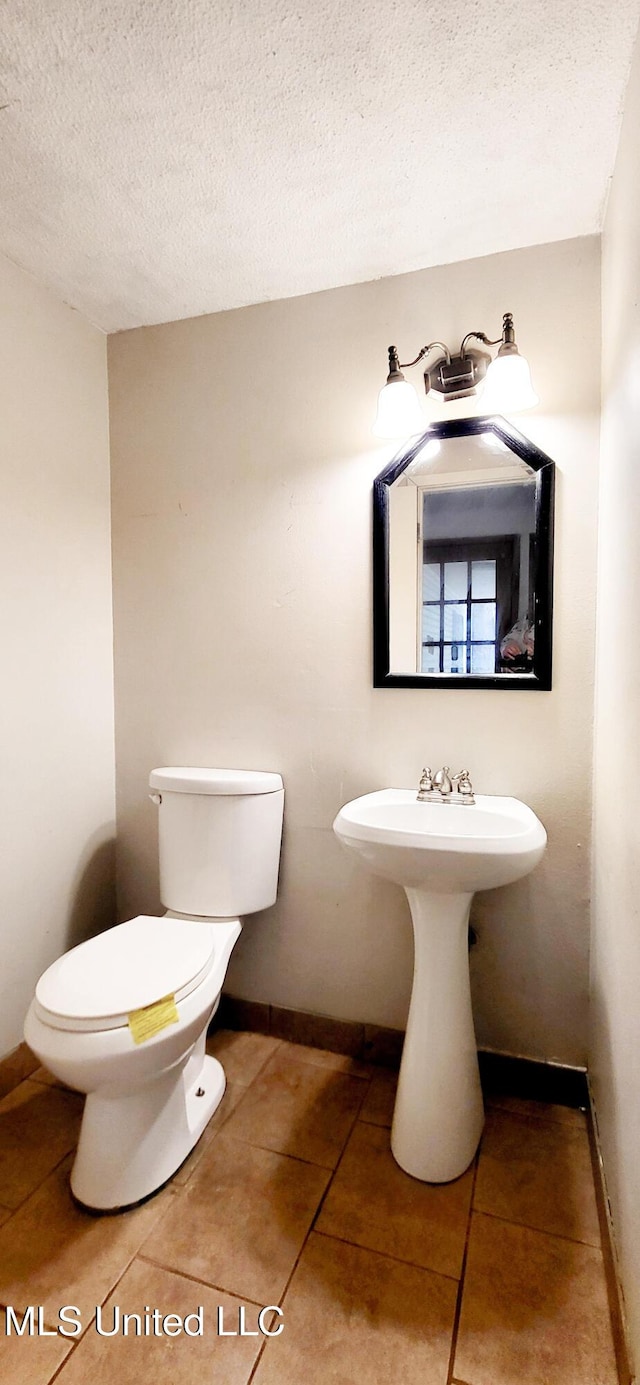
[478, 1048, 588, 1109]
[213, 994, 405, 1068]
[213, 995, 588, 1105]
[0, 1041, 41, 1099]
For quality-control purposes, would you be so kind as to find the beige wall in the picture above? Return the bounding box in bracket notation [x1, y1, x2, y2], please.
[0, 252, 115, 1057]
[591, 23, 640, 1370]
[109, 234, 600, 1064]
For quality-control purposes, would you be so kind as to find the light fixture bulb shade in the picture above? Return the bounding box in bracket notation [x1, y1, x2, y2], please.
[482, 353, 538, 412]
[372, 379, 426, 439]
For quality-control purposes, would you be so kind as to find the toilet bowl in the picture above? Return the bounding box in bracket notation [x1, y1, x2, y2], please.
[24, 767, 284, 1212]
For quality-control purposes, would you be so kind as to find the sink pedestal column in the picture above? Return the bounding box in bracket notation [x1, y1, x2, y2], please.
[391, 888, 484, 1182]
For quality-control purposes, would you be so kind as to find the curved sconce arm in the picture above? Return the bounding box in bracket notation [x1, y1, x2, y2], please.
[460, 312, 517, 358]
[397, 341, 451, 370]
[459, 329, 502, 354]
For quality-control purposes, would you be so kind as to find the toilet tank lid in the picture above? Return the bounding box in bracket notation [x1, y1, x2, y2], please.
[149, 766, 283, 795]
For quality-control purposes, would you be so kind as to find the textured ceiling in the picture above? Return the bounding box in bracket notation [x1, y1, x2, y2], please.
[0, 0, 638, 332]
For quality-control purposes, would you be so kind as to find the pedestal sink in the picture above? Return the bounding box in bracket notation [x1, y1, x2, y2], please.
[333, 789, 547, 1183]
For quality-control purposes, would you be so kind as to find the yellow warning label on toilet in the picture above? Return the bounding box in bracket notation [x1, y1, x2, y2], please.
[128, 994, 179, 1045]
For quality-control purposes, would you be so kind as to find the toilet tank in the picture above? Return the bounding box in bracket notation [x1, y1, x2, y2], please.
[149, 767, 284, 918]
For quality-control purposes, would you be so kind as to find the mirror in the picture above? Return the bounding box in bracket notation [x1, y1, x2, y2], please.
[373, 417, 554, 689]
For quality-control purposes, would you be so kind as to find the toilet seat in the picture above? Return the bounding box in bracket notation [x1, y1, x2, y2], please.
[34, 915, 232, 1034]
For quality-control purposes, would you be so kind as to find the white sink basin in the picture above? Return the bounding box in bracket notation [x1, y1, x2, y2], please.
[333, 787, 547, 1184]
[333, 789, 547, 893]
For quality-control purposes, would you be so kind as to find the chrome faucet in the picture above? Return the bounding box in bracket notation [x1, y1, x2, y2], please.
[417, 766, 475, 805]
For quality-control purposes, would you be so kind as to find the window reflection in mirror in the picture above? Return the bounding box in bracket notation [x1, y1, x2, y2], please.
[376, 420, 554, 690]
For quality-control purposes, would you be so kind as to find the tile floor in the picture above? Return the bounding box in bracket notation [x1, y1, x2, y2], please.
[0, 1030, 621, 1385]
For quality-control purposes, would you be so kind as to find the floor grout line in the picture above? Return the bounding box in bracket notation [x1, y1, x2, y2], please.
[136, 1252, 277, 1308]
[312, 1227, 462, 1284]
[308, 1118, 353, 1232]
[0, 1146, 77, 1226]
[485, 1097, 588, 1129]
[242, 1091, 374, 1381]
[234, 1037, 284, 1085]
[246, 1330, 269, 1384]
[44, 1342, 79, 1385]
[210, 1127, 341, 1173]
[470, 1204, 603, 1251]
[446, 1152, 480, 1385]
[266, 1049, 374, 1082]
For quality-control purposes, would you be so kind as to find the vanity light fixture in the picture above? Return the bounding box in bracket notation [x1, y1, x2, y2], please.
[372, 312, 538, 439]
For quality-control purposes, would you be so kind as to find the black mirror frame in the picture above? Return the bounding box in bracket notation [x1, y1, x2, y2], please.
[373, 416, 555, 690]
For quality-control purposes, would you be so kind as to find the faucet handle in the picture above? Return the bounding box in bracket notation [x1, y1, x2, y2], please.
[452, 769, 475, 802]
[419, 767, 434, 791]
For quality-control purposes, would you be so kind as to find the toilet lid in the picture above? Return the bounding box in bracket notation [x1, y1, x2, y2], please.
[35, 916, 218, 1029]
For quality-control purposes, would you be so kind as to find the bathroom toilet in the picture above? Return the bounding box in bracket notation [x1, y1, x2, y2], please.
[24, 767, 284, 1212]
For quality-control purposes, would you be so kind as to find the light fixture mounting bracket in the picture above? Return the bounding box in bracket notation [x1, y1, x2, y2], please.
[424, 347, 491, 401]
